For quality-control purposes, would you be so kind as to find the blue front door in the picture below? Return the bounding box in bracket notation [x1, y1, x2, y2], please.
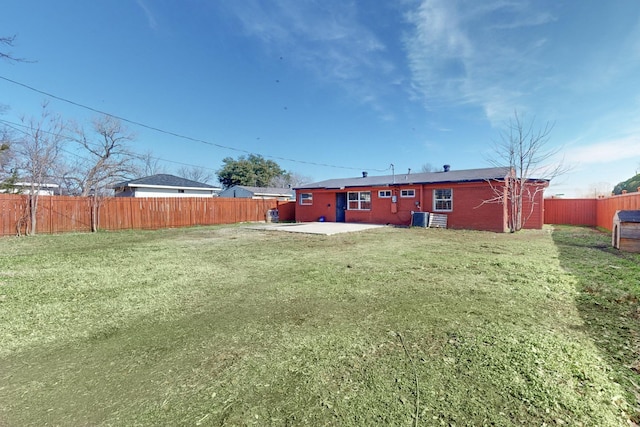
[336, 193, 346, 222]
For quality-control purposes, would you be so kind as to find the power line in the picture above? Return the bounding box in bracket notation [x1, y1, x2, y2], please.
[0, 75, 391, 172]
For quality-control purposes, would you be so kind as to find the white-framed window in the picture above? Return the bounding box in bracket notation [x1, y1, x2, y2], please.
[299, 193, 313, 205]
[433, 189, 452, 211]
[400, 189, 415, 198]
[378, 190, 392, 198]
[348, 191, 371, 210]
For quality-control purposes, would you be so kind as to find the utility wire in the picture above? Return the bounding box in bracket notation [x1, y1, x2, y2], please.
[0, 75, 391, 173]
[0, 118, 220, 173]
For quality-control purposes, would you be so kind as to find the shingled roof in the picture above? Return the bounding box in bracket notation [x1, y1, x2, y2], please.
[113, 174, 219, 190]
[229, 186, 295, 197]
[616, 210, 640, 223]
[295, 167, 512, 190]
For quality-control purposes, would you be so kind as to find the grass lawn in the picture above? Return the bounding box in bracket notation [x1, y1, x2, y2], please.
[0, 224, 638, 426]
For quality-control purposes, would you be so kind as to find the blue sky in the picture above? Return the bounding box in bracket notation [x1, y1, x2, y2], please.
[1, 0, 640, 196]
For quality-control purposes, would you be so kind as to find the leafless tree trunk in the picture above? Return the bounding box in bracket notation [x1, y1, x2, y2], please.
[68, 115, 138, 232]
[484, 111, 566, 232]
[12, 102, 68, 235]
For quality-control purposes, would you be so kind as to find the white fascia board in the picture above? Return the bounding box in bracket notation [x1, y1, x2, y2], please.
[129, 184, 221, 191]
[14, 182, 60, 188]
[253, 192, 291, 197]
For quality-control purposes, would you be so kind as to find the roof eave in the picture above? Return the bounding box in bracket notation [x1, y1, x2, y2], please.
[296, 177, 507, 190]
[126, 184, 219, 191]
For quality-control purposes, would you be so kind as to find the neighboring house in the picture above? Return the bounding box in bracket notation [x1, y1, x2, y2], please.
[219, 185, 295, 201]
[294, 166, 548, 232]
[0, 181, 60, 196]
[112, 174, 221, 198]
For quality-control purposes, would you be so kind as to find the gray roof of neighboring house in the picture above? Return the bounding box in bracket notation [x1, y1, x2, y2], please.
[295, 167, 513, 190]
[221, 185, 295, 197]
[113, 174, 220, 190]
[616, 210, 640, 223]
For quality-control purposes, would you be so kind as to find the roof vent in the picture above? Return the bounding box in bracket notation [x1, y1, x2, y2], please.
[362, 171, 368, 178]
[443, 164, 451, 172]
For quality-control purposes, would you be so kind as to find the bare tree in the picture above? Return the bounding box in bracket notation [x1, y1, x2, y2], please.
[0, 128, 13, 175]
[70, 115, 138, 196]
[12, 102, 68, 235]
[269, 171, 312, 188]
[139, 150, 167, 176]
[68, 115, 138, 231]
[421, 163, 436, 173]
[1, 35, 31, 114]
[484, 111, 565, 232]
[177, 165, 214, 184]
[584, 182, 612, 198]
[1, 35, 27, 63]
[0, 128, 18, 191]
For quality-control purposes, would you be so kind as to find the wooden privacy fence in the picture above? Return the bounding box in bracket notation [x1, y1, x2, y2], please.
[0, 194, 296, 236]
[545, 192, 640, 230]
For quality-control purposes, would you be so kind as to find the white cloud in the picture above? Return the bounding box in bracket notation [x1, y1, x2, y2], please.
[136, 0, 158, 30]
[403, 0, 556, 124]
[223, 0, 396, 112]
[566, 136, 640, 165]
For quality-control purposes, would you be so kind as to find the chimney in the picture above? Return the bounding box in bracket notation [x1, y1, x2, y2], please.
[443, 164, 450, 172]
[362, 171, 368, 178]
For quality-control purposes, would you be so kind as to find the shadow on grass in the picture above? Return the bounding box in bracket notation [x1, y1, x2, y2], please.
[551, 225, 640, 422]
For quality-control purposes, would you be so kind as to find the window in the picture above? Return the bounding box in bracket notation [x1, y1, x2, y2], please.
[378, 190, 392, 198]
[300, 193, 313, 205]
[433, 189, 452, 211]
[178, 189, 185, 194]
[400, 189, 415, 198]
[348, 191, 371, 210]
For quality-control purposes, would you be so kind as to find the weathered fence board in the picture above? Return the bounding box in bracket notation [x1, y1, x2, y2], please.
[545, 193, 640, 231]
[0, 195, 296, 236]
[543, 198, 598, 226]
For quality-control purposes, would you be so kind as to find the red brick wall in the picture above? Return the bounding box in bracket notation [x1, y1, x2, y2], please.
[519, 183, 547, 229]
[346, 187, 416, 225]
[275, 201, 296, 222]
[295, 180, 531, 232]
[294, 189, 415, 225]
[433, 183, 508, 232]
[295, 191, 336, 222]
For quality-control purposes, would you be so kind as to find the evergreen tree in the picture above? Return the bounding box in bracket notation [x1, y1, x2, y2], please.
[613, 174, 640, 195]
[217, 154, 287, 189]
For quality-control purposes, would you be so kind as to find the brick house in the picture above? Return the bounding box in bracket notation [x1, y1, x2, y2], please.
[294, 166, 548, 232]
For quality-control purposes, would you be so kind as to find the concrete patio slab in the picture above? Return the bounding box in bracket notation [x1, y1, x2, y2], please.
[248, 222, 386, 235]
